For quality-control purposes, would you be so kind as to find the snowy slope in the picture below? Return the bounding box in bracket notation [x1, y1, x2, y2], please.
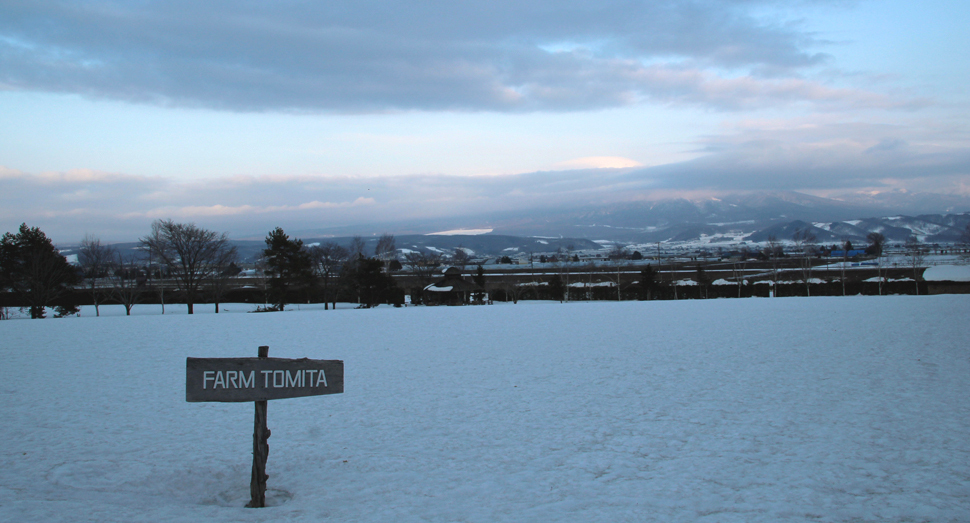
[2, 297, 969, 522]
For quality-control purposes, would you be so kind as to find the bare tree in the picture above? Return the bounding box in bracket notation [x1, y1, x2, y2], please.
[146, 256, 167, 315]
[498, 273, 520, 303]
[875, 248, 887, 296]
[960, 223, 970, 263]
[139, 219, 237, 314]
[610, 257, 623, 301]
[732, 247, 750, 298]
[341, 235, 368, 294]
[561, 245, 575, 302]
[375, 233, 396, 267]
[252, 255, 271, 309]
[405, 251, 443, 283]
[555, 247, 572, 302]
[348, 235, 366, 261]
[608, 242, 627, 260]
[451, 245, 471, 270]
[209, 261, 239, 313]
[904, 235, 926, 295]
[111, 252, 144, 316]
[866, 232, 886, 257]
[583, 260, 596, 301]
[792, 228, 818, 297]
[404, 250, 444, 304]
[839, 237, 853, 296]
[78, 235, 116, 316]
[308, 242, 348, 310]
[763, 235, 782, 296]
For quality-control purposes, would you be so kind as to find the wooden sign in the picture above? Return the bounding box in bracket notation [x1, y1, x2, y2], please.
[185, 347, 343, 508]
[186, 357, 343, 402]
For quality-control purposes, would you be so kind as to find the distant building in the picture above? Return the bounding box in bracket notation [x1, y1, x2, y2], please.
[829, 249, 866, 258]
[923, 265, 970, 295]
[422, 267, 484, 305]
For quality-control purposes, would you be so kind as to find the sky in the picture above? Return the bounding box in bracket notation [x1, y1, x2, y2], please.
[2, 0, 969, 242]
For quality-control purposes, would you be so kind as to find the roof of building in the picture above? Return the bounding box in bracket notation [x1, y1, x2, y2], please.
[424, 267, 483, 293]
[922, 265, 970, 282]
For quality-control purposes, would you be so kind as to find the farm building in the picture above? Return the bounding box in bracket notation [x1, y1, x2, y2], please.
[422, 267, 484, 305]
[923, 265, 970, 294]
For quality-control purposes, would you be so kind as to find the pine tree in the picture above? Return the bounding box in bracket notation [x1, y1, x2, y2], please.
[262, 227, 314, 310]
[347, 256, 397, 308]
[1, 224, 80, 318]
[548, 274, 565, 302]
[638, 265, 657, 300]
[696, 265, 710, 299]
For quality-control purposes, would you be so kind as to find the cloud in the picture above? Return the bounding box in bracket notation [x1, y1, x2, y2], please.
[0, 1, 906, 113]
[4, 113, 968, 243]
[625, 119, 970, 192]
[0, 167, 387, 241]
[554, 157, 644, 169]
[125, 197, 378, 218]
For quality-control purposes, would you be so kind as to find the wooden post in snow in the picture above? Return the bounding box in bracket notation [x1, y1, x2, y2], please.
[246, 345, 271, 508]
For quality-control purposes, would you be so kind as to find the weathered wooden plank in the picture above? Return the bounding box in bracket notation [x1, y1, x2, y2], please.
[186, 357, 343, 402]
[246, 345, 270, 509]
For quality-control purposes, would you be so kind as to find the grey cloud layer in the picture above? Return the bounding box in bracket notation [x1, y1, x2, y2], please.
[4, 124, 968, 242]
[0, 0, 882, 112]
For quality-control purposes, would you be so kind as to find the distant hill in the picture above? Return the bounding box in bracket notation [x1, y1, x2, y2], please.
[469, 191, 969, 243]
[746, 214, 970, 245]
[57, 190, 969, 261]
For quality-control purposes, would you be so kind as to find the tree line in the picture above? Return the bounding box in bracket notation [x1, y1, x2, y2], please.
[3, 220, 968, 318]
[0, 220, 401, 319]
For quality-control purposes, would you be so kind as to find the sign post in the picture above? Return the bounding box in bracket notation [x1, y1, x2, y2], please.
[249, 345, 270, 508]
[186, 346, 343, 508]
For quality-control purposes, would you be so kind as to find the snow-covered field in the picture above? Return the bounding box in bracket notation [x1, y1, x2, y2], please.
[2, 297, 969, 522]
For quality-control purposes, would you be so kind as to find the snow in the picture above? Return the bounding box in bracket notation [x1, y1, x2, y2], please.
[923, 265, 970, 282]
[569, 281, 614, 288]
[3, 297, 970, 522]
[426, 229, 494, 236]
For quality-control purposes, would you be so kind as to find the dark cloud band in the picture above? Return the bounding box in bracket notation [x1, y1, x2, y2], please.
[0, 1, 872, 113]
